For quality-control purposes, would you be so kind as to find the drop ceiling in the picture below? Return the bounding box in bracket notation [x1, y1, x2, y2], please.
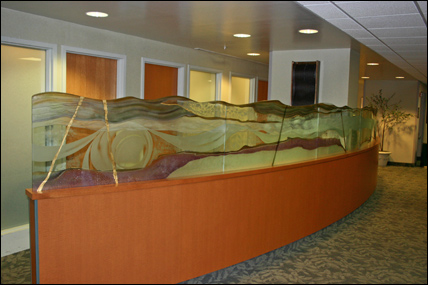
[1, 1, 426, 84]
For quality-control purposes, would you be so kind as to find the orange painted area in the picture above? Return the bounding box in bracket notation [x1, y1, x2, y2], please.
[27, 144, 378, 284]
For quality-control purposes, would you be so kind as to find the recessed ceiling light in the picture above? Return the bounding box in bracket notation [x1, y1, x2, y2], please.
[361, 76, 370, 79]
[233, 33, 251, 38]
[247, 53, 260, 56]
[298, 29, 318, 34]
[367, 63, 379, 66]
[86, 11, 108, 18]
[395, 76, 405, 79]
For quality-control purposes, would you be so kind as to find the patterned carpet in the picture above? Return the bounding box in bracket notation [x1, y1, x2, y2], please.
[2, 166, 427, 284]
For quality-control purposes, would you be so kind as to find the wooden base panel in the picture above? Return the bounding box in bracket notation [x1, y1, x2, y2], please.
[27, 145, 378, 284]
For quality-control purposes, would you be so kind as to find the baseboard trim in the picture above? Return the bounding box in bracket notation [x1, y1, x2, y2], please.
[1, 224, 30, 257]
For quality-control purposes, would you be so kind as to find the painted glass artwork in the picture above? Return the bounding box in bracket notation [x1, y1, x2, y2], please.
[32, 92, 376, 192]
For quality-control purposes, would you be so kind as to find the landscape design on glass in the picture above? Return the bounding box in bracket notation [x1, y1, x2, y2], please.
[32, 92, 376, 192]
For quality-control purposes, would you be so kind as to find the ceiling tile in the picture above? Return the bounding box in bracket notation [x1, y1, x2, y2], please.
[342, 29, 373, 38]
[2, 1, 427, 84]
[417, 1, 427, 13]
[397, 51, 428, 58]
[333, 1, 419, 17]
[302, 4, 348, 19]
[370, 27, 427, 38]
[355, 14, 425, 29]
[367, 45, 393, 52]
[388, 44, 427, 52]
[356, 38, 384, 46]
[382, 37, 428, 45]
[296, 1, 331, 5]
[326, 18, 364, 29]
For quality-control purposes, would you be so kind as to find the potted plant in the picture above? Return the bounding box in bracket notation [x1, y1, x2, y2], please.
[366, 89, 413, 166]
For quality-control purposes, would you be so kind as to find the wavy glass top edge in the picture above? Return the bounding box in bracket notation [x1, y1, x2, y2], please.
[32, 92, 376, 192]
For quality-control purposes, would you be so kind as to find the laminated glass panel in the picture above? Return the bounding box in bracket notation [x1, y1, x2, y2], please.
[32, 93, 376, 192]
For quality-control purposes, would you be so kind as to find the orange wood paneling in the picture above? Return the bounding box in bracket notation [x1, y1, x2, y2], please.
[257, 80, 268, 101]
[66, 53, 117, 168]
[66, 53, 117, 100]
[144, 63, 178, 100]
[27, 145, 378, 284]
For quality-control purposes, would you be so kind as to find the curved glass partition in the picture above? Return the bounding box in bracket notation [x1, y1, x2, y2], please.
[32, 93, 376, 192]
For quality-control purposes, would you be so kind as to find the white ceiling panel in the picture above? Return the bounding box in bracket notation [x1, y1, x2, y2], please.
[356, 38, 384, 46]
[299, 1, 427, 83]
[342, 29, 374, 39]
[333, 1, 419, 17]
[2, 1, 427, 84]
[370, 27, 427, 38]
[354, 14, 425, 29]
[300, 3, 348, 19]
[382, 38, 427, 45]
[327, 18, 365, 29]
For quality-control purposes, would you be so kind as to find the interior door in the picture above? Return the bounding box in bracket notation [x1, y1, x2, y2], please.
[257, 80, 268, 101]
[66, 53, 117, 100]
[144, 63, 178, 100]
[66, 52, 118, 168]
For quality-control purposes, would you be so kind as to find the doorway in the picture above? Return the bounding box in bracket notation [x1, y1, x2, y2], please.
[65, 52, 119, 168]
[230, 75, 255, 105]
[257, 80, 268, 101]
[66, 53, 117, 99]
[1, 44, 47, 229]
[144, 63, 178, 100]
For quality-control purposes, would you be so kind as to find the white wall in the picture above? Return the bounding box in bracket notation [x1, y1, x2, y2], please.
[364, 80, 420, 164]
[269, 48, 359, 107]
[0, 7, 268, 235]
[1, 8, 268, 101]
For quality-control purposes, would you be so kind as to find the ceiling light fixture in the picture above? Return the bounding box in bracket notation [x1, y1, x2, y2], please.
[233, 33, 251, 38]
[361, 76, 370, 79]
[247, 53, 260, 56]
[367, 63, 379, 66]
[86, 11, 108, 18]
[298, 29, 318, 34]
[19, 57, 42, 61]
[395, 76, 405, 79]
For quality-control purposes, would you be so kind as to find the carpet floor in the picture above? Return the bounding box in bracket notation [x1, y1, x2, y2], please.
[2, 166, 427, 284]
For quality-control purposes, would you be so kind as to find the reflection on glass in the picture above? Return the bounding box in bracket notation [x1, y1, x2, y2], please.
[32, 93, 376, 192]
[189, 70, 216, 102]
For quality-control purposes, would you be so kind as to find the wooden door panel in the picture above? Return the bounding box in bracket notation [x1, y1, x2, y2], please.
[66, 53, 117, 100]
[257, 80, 268, 101]
[144, 63, 178, 100]
[66, 53, 117, 168]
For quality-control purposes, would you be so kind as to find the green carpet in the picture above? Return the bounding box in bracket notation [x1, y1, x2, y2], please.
[2, 166, 427, 284]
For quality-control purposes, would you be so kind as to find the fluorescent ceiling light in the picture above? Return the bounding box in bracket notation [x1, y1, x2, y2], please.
[247, 53, 260, 56]
[19, 57, 42, 61]
[233, 33, 251, 38]
[395, 76, 405, 79]
[298, 29, 318, 34]
[367, 63, 379, 66]
[361, 76, 370, 79]
[86, 11, 108, 18]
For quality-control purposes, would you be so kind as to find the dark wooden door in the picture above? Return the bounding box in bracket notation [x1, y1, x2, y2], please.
[144, 63, 178, 99]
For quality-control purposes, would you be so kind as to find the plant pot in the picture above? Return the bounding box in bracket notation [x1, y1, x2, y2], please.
[378, 151, 391, 167]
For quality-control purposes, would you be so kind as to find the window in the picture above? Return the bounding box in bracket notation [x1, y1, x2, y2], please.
[189, 69, 220, 102]
[230, 74, 255, 105]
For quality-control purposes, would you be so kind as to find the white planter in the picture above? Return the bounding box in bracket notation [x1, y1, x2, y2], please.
[378, 151, 391, 167]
